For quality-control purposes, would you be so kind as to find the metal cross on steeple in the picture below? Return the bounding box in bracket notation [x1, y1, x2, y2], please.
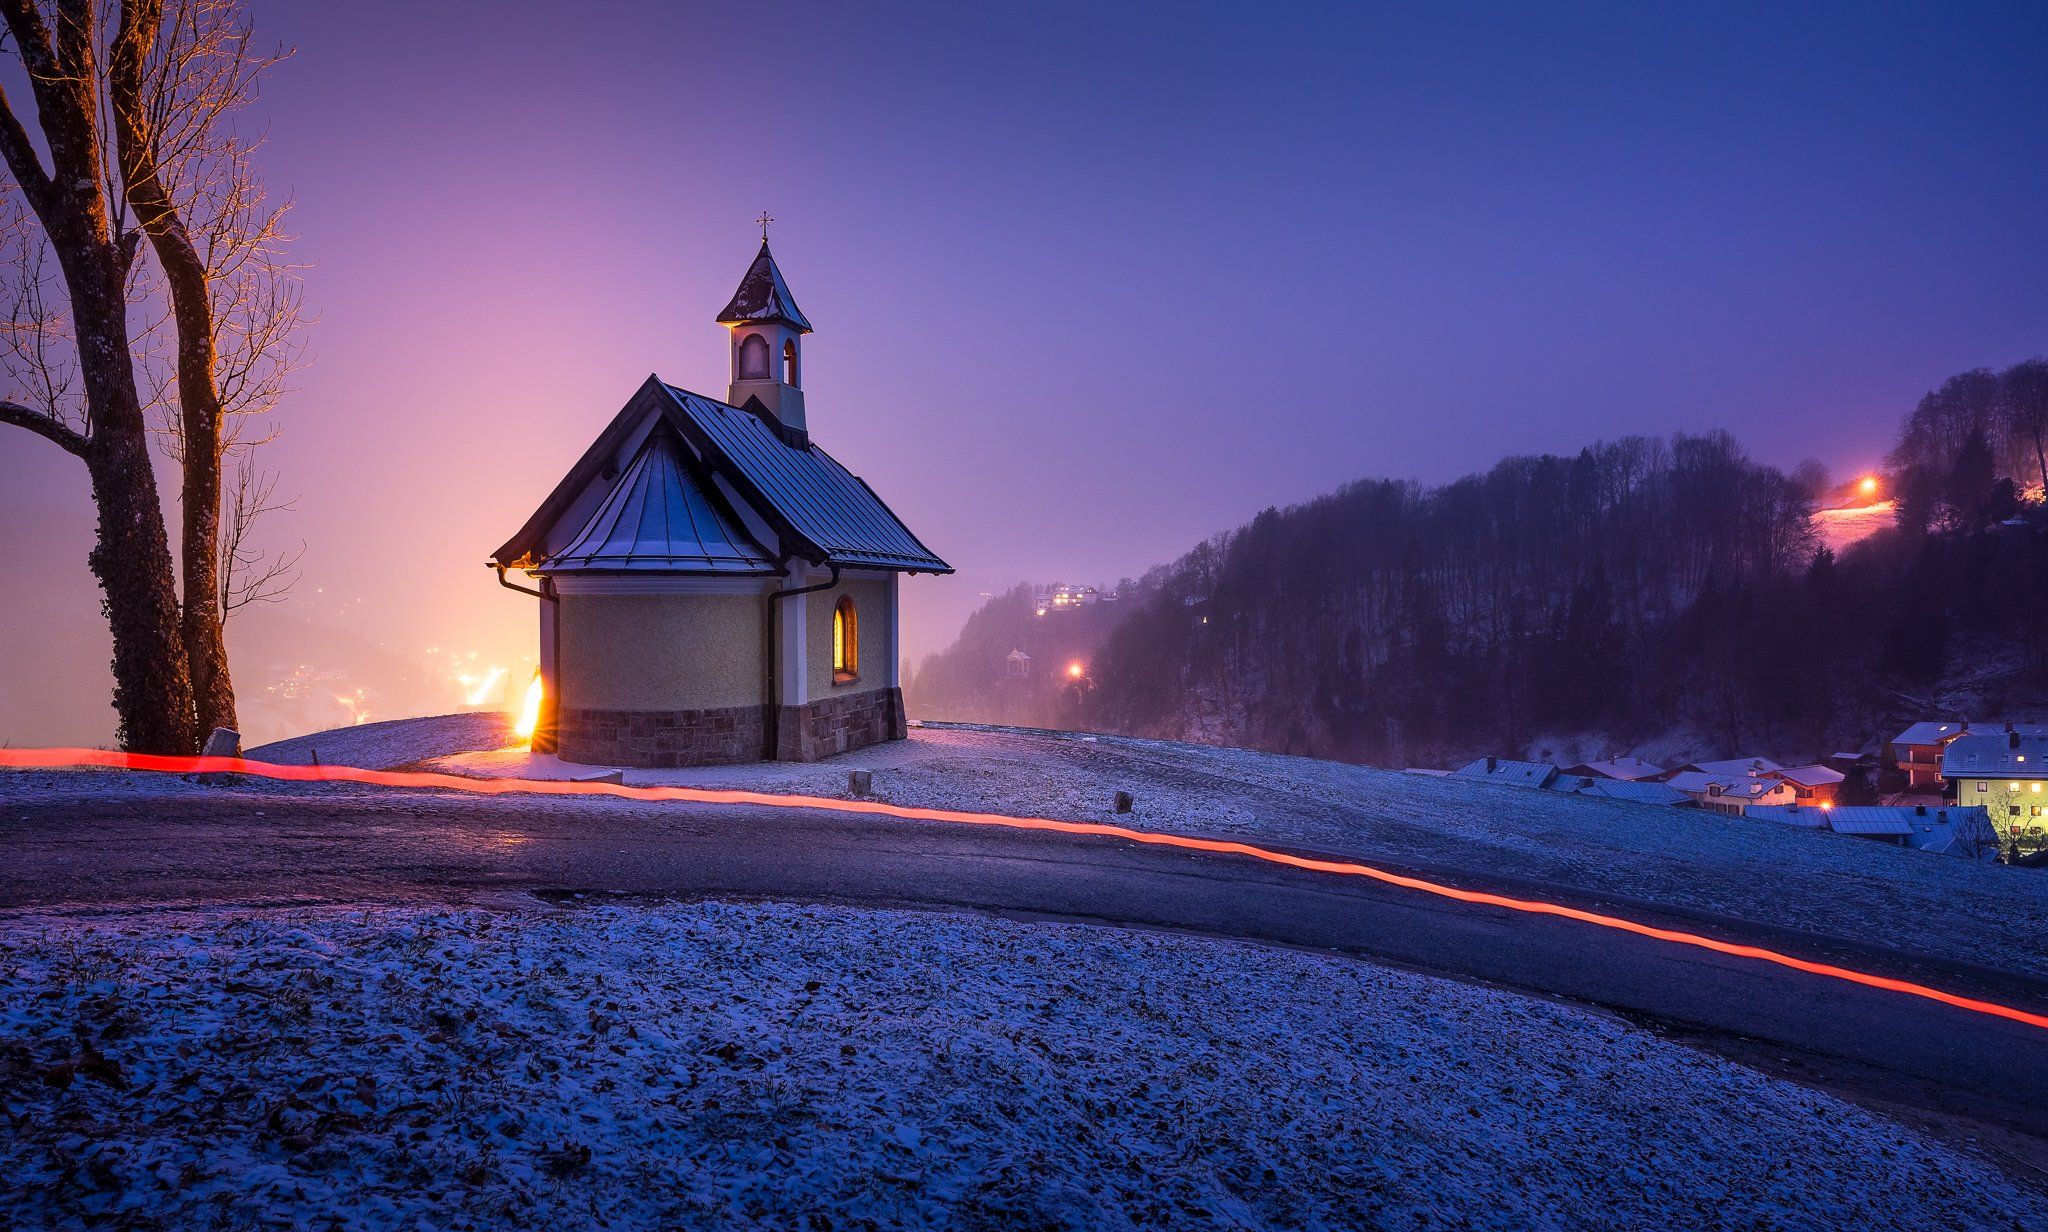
[755, 210, 775, 242]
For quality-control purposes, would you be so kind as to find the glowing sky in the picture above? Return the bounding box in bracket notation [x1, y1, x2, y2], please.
[4, 1, 2046, 743]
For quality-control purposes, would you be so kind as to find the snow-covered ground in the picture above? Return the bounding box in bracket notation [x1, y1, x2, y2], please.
[415, 721, 2048, 982]
[1814, 499, 1897, 554]
[248, 711, 514, 770]
[3, 900, 2039, 1231]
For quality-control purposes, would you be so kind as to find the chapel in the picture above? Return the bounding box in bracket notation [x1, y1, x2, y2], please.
[490, 236, 949, 766]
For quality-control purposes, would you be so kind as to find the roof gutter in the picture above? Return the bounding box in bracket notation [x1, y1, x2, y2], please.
[770, 560, 839, 603]
[492, 563, 556, 602]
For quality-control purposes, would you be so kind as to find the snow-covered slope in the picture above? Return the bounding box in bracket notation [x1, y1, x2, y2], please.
[247, 711, 512, 769]
[415, 719, 2048, 982]
[4, 901, 2038, 1230]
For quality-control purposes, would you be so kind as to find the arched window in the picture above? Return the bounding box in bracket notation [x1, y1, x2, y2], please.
[832, 595, 859, 681]
[738, 332, 770, 381]
[783, 338, 799, 387]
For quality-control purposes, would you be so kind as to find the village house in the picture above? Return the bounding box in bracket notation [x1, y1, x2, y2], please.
[490, 237, 950, 767]
[1941, 729, 2048, 845]
[1888, 721, 1970, 789]
[1763, 764, 1846, 806]
[1663, 772, 1798, 816]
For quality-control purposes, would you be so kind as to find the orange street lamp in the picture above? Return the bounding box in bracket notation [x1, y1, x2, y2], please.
[1066, 661, 1086, 680]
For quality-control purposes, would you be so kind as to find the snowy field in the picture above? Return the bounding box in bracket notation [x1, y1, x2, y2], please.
[417, 722, 2048, 982]
[3, 900, 2040, 1231]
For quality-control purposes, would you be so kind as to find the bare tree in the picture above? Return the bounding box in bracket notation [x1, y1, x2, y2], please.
[0, 0, 298, 749]
[2001, 358, 2048, 500]
[112, 0, 299, 734]
[0, 0, 195, 752]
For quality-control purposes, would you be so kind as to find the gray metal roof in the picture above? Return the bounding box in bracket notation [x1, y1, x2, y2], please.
[540, 426, 778, 574]
[1450, 758, 1558, 788]
[1568, 779, 1691, 806]
[663, 384, 949, 573]
[1822, 807, 1927, 836]
[1744, 804, 1833, 829]
[715, 241, 812, 333]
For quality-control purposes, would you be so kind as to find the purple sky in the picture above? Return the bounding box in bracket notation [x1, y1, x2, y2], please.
[4, 1, 2046, 743]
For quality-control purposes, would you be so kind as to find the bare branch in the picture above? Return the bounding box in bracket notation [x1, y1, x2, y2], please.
[0, 395, 89, 454]
[218, 455, 299, 616]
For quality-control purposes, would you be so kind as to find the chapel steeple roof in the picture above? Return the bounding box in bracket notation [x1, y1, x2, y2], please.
[715, 240, 813, 333]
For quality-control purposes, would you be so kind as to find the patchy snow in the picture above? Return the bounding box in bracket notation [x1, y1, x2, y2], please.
[3, 901, 2038, 1230]
[418, 721, 2048, 982]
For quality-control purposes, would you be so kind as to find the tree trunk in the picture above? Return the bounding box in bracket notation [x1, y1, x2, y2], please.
[0, 0, 199, 752]
[170, 283, 235, 735]
[63, 218, 198, 754]
[113, 0, 236, 735]
[86, 421, 200, 754]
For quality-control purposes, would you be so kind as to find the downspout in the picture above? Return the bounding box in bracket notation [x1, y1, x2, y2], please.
[492, 563, 559, 750]
[766, 560, 839, 759]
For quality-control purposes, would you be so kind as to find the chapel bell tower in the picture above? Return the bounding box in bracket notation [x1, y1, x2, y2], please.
[717, 221, 813, 435]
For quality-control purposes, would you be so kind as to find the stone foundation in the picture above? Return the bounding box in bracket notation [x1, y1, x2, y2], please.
[556, 703, 769, 768]
[552, 687, 907, 767]
[775, 687, 907, 763]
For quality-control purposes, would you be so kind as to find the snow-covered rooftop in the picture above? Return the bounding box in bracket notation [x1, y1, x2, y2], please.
[1891, 721, 1967, 748]
[1450, 757, 1558, 788]
[1768, 765, 1846, 788]
[1563, 756, 1664, 781]
[1940, 731, 2048, 778]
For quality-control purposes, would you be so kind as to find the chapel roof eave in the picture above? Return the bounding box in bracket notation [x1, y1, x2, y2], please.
[490, 375, 952, 578]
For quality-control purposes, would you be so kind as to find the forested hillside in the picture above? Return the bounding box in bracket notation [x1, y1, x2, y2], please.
[909, 360, 2048, 767]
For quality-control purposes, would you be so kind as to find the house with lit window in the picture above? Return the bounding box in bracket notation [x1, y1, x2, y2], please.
[489, 237, 950, 767]
[1888, 721, 1970, 789]
[1762, 764, 1846, 806]
[1941, 729, 2048, 844]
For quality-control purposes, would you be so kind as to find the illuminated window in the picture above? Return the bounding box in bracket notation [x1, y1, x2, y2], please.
[832, 595, 858, 681]
[739, 333, 770, 380]
[1977, 781, 1988, 792]
[783, 339, 799, 387]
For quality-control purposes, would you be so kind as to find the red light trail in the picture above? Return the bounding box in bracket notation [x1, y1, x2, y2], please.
[5, 745, 2046, 1033]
